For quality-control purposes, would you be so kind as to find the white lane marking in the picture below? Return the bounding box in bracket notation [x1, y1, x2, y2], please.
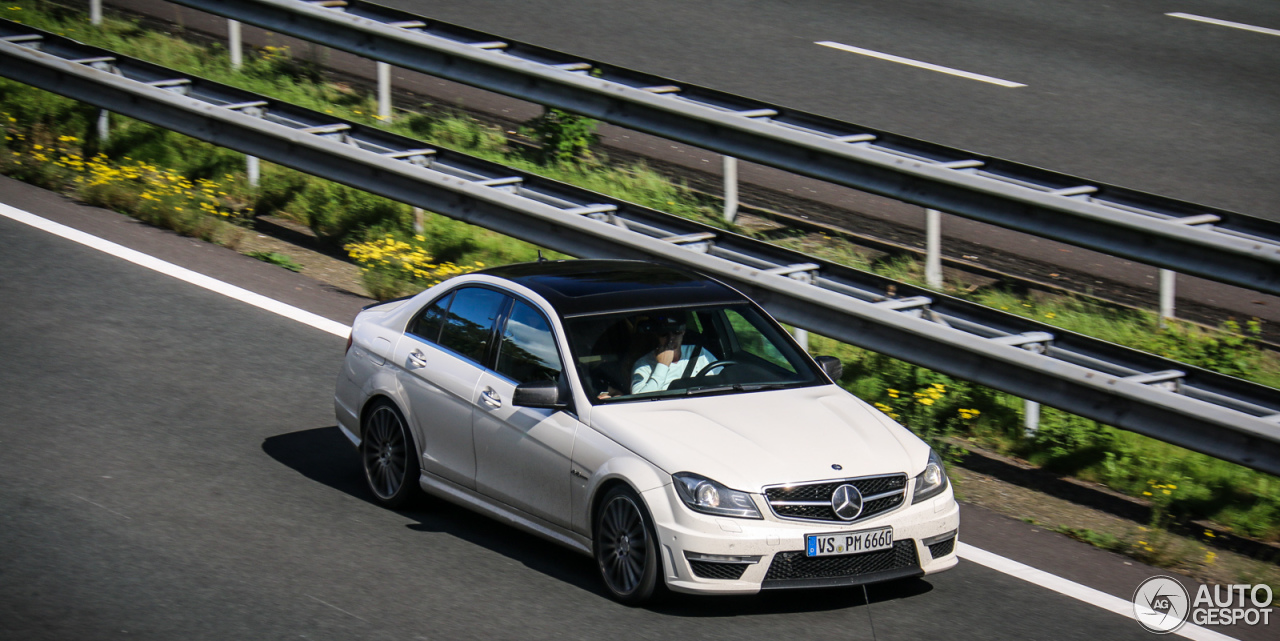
[0, 204, 1244, 640]
[1167, 12, 1280, 38]
[70, 494, 131, 520]
[305, 594, 369, 622]
[0, 204, 350, 338]
[959, 543, 1239, 641]
[816, 41, 1025, 87]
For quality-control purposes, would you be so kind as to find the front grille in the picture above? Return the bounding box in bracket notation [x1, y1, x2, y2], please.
[764, 474, 907, 523]
[763, 540, 919, 587]
[928, 536, 956, 559]
[688, 560, 749, 580]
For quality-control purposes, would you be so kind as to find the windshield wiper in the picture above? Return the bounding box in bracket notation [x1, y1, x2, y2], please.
[684, 383, 790, 396]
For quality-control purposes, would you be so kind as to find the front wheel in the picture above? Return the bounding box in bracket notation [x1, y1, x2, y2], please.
[361, 399, 422, 509]
[594, 485, 661, 604]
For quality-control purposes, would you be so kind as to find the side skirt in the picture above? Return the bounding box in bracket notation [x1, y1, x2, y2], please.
[419, 472, 593, 557]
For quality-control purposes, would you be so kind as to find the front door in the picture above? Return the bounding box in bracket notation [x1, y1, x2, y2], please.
[472, 299, 576, 527]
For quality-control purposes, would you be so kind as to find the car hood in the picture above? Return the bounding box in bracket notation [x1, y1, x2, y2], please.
[587, 385, 930, 492]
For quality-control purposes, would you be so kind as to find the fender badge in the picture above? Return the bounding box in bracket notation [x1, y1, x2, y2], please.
[832, 464, 843, 470]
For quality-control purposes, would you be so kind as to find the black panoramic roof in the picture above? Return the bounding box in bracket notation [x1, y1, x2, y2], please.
[477, 259, 746, 317]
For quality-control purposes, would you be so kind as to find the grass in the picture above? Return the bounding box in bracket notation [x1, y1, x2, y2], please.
[2, 1, 1277, 545]
[247, 251, 302, 272]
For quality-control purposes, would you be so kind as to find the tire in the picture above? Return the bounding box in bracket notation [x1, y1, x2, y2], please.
[594, 485, 661, 604]
[360, 399, 422, 509]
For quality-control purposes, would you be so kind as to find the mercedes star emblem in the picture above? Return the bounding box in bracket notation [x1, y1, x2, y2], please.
[831, 484, 864, 521]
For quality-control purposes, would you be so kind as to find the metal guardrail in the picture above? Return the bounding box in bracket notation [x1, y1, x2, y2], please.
[0, 23, 1277, 475]
[160, 0, 1280, 298]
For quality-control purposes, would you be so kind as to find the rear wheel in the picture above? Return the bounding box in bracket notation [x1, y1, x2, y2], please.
[594, 485, 660, 604]
[361, 399, 421, 509]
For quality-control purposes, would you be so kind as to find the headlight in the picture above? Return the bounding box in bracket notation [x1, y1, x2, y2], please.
[672, 472, 762, 519]
[911, 449, 950, 504]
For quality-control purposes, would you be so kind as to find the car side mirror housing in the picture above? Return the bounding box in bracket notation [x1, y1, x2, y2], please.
[814, 355, 843, 381]
[512, 379, 569, 410]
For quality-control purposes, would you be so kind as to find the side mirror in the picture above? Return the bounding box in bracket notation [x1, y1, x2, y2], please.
[513, 379, 569, 410]
[814, 355, 843, 381]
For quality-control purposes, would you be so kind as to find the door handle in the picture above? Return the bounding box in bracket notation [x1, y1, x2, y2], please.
[407, 350, 428, 368]
[480, 387, 502, 408]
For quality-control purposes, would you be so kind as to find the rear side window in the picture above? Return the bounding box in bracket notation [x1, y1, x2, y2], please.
[407, 291, 454, 343]
[437, 287, 507, 364]
[495, 300, 563, 384]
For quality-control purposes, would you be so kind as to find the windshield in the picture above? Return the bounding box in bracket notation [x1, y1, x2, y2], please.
[565, 303, 825, 404]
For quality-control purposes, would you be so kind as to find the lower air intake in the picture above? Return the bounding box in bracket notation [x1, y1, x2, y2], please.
[762, 540, 921, 589]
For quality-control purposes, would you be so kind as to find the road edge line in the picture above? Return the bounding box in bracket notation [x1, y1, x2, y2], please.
[0, 203, 350, 338]
[959, 543, 1237, 641]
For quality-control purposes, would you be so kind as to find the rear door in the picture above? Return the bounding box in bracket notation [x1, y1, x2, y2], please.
[394, 286, 507, 489]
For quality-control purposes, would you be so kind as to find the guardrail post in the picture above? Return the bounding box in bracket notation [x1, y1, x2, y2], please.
[246, 155, 260, 186]
[377, 61, 392, 122]
[241, 106, 263, 186]
[1159, 269, 1176, 327]
[96, 108, 109, 143]
[90, 0, 102, 26]
[793, 327, 809, 352]
[1024, 400, 1041, 437]
[989, 332, 1054, 438]
[775, 267, 820, 350]
[925, 208, 943, 289]
[228, 20, 243, 70]
[412, 206, 425, 233]
[722, 155, 738, 224]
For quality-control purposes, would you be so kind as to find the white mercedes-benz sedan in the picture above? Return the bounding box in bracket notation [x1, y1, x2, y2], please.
[334, 259, 958, 603]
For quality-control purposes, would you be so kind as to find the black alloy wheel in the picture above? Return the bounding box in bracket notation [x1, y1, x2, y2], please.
[361, 400, 421, 509]
[594, 485, 660, 604]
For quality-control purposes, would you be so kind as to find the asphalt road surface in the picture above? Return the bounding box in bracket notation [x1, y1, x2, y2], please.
[0, 178, 1265, 640]
[379, 0, 1280, 220]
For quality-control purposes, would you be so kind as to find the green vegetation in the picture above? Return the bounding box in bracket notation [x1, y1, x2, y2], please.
[247, 251, 302, 272]
[2, 1, 1276, 544]
[810, 332, 1280, 541]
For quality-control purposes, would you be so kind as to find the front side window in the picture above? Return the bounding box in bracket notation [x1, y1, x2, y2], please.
[495, 300, 563, 384]
[436, 287, 507, 364]
[565, 303, 821, 403]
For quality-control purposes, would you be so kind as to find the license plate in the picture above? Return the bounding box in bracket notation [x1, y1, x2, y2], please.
[806, 526, 893, 557]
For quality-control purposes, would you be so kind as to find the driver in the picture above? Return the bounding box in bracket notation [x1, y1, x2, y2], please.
[630, 315, 717, 394]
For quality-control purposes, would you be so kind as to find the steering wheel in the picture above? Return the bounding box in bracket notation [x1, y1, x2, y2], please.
[693, 360, 738, 378]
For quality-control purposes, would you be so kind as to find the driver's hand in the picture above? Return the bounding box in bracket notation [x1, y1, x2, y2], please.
[655, 336, 678, 365]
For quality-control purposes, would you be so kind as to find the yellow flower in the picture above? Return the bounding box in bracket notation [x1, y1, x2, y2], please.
[1143, 491, 1152, 496]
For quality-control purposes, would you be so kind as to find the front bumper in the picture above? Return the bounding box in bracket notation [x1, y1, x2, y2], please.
[642, 482, 960, 594]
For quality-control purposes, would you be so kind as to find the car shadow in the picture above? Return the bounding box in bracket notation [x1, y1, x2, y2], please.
[262, 425, 935, 616]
